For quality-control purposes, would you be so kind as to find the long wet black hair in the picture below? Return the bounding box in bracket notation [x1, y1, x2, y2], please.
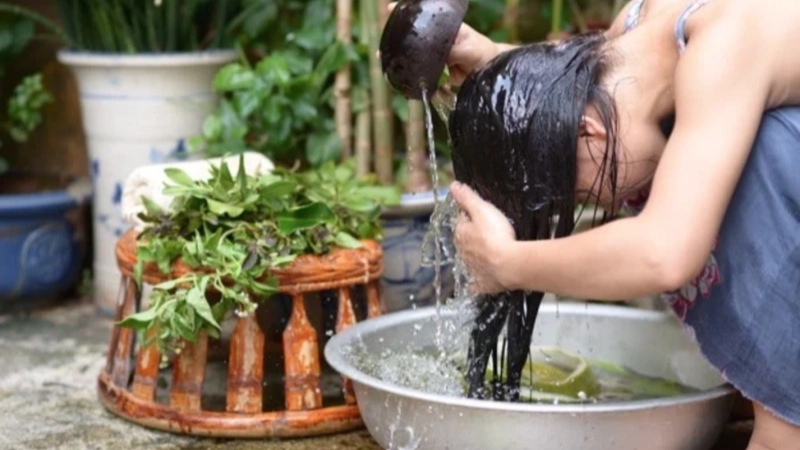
[448, 32, 620, 400]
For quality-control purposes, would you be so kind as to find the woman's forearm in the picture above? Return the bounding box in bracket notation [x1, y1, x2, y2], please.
[502, 216, 682, 300]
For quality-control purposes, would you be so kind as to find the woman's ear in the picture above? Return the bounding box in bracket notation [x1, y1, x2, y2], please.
[579, 115, 608, 139]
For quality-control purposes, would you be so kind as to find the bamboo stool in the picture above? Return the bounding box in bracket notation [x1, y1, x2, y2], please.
[98, 229, 383, 438]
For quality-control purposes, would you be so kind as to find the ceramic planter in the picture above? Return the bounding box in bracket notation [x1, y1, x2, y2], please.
[57, 50, 236, 315]
[379, 188, 455, 312]
[0, 172, 91, 312]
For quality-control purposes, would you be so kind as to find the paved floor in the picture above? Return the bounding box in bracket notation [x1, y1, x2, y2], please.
[0, 298, 752, 450]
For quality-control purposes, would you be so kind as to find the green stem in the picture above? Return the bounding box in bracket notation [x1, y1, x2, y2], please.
[181, 0, 200, 51]
[112, 2, 136, 52]
[551, 0, 564, 34]
[0, 2, 74, 48]
[88, 0, 117, 52]
[166, 0, 178, 51]
[144, 0, 159, 52]
[211, 0, 230, 50]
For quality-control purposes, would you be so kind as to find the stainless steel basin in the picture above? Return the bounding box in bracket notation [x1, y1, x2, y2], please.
[324, 301, 736, 450]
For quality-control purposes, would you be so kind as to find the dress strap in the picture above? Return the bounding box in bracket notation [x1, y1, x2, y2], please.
[624, 0, 647, 32]
[674, 0, 712, 54]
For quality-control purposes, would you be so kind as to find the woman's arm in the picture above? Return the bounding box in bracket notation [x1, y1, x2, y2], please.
[453, 22, 771, 300]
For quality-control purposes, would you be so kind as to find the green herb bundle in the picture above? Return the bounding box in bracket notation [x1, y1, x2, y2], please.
[120, 155, 400, 362]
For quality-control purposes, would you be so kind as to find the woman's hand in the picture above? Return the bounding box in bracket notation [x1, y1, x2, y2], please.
[387, 2, 506, 85]
[445, 22, 504, 85]
[450, 181, 517, 295]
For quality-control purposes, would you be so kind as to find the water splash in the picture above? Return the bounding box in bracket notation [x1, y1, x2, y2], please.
[421, 89, 445, 357]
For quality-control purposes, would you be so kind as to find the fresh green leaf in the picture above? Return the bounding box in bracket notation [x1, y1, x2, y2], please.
[305, 132, 342, 166]
[334, 232, 362, 249]
[186, 287, 221, 330]
[164, 168, 195, 187]
[277, 202, 335, 234]
[118, 308, 158, 330]
[214, 64, 256, 91]
[141, 195, 164, 216]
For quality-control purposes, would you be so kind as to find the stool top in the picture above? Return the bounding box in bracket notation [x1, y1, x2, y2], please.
[115, 229, 383, 293]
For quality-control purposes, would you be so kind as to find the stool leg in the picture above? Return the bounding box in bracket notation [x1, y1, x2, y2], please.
[336, 288, 357, 405]
[111, 277, 139, 388]
[226, 314, 265, 414]
[169, 332, 208, 411]
[131, 326, 160, 401]
[283, 294, 322, 410]
[366, 281, 382, 318]
[105, 276, 127, 374]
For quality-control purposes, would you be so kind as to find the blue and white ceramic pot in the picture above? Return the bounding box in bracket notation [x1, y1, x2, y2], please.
[57, 50, 236, 315]
[0, 173, 92, 312]
[380, 188, 455, 313]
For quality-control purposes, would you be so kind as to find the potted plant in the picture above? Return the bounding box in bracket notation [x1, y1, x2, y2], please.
[0, 13, 91, 312]
[0, 1, 243, 314]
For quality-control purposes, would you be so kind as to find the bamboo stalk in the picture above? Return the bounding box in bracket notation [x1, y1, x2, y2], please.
[355, 3, 373, 178]
[552, 0, 564, 34]
[363, 0, 394, 186]
[405, 100, 431, 193]
[504, 0, 520, 43]
[567, 0, 589, 33]
[355, 95, 372, 177]
[335, 0, 353, 160]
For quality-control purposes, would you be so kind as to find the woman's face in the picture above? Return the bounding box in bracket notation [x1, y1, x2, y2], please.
[573, 105, 665, 211]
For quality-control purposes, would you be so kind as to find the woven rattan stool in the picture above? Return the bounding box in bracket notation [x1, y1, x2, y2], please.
[98, 230, 383, 438]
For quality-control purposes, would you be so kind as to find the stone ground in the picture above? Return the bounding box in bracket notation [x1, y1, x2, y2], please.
[0, 298, 753, 450]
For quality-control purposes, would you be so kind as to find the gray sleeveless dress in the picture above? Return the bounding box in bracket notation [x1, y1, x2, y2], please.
[624, 0, 800, 425]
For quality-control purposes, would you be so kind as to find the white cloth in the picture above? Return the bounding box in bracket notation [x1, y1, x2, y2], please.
[121, 152, 275, 231]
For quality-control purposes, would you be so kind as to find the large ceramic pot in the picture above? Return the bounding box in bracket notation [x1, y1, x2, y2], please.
[0, 172, 91, 312]
[380, 188, 455, 312]
[57, 50, 236, 315]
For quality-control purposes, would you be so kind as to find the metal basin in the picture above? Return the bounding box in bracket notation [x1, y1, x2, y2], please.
[324, 302, 736, 450]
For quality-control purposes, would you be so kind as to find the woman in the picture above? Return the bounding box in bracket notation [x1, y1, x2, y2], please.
[436, 0, 800, 448]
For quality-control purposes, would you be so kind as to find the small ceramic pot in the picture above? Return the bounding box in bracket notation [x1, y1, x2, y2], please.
[0, 172, 92, 312]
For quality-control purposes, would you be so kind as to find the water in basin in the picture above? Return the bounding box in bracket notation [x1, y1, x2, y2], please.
[347, 336, 698, 405]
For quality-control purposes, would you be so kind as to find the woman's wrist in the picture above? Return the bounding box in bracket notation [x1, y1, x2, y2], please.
[496, 239, 526, 292]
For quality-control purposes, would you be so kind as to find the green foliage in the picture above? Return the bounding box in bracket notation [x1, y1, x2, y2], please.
[0, 15, 52, 174]
[464, 0, 511, 42]
[55, 0, 241, 52]
[120, 155, 401, 359]
[5, 73, 53, 142]
[191, 0, 542, 174]
[190, 0, 359, 168]
[0, 16, 34, 75]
